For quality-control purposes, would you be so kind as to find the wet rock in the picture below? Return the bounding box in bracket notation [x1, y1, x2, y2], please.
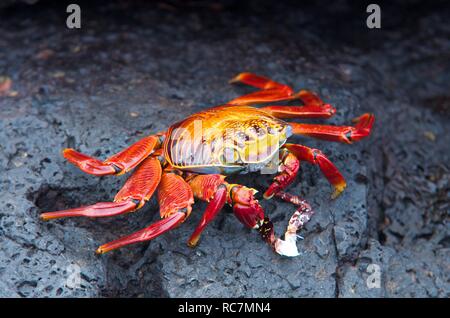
[0, 0, 448, 297]
[339, 240, 450, 298]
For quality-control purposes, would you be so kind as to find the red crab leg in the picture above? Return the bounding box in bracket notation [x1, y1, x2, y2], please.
[185, 174, 229, 247]
[284, 144, 346, 198]
[188, 184, 228, 247]
[227, 87, 296, 106]
[228, 72, 295, 105]
[289, 113, 375, 144]
[40, 156, 162, 220]
[261, 90, 336, 118]
[263, 151, 300, 199]
[186, 176, 303, 257]
[229, 72, 288, 90]
[261, 105, 336, 118]
[157, 172, 195, 218]
[274, 192, 315, 228]
[63, 135, 161, 176]
[262, 153, 315, 251]
[275, 191, 312, 211]
[96, 172, 194, 254]
[96, 212, 186, 254]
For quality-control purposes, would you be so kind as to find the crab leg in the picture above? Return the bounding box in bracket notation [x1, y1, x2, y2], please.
[228, 73, 335, 112]
[63, 135, 161, 176]
[186, 174, 228, 247]
[229, 72, 289, 90]
[273, 191, 315, 253]
[261, 105, 336, 118]
[96, 212, 186, 254]
[261, 152, 315, 253]
[188, 185, 228, 247]
[228, 72, 295, 105]
[186, 172, 303, 256]
[275, 191, 312, 211]
[263, 150, 300, 199]
[289, 113, 375, 144]
[40, 156, 162, 220]
[96, 172, 194, 254]
[284, 144, 346, 198]
[229, 184, 302, 257]
[261, 90, 336, 118]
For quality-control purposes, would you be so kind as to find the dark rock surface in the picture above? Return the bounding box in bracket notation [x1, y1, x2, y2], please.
[0, 1, 448, 297]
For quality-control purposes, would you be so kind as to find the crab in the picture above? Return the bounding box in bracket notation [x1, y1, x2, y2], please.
[41, 73, 374, 256]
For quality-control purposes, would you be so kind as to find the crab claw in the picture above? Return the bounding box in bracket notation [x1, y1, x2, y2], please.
[257, 217, 300, 257]
[230, 185, 264, 229]
[274, 235, 300, 257]
[230, 186, 300, 257]
[230, 185, 314, 257]
[276, 204, 315, 257]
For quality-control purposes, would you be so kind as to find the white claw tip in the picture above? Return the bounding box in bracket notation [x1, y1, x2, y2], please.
[274, 234, 300, 257]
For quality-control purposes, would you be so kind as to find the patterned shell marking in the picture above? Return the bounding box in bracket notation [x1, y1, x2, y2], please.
[164, 105, 291, 173]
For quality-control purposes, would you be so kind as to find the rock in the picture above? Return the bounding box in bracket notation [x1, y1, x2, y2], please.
[0, 0, 448, 297]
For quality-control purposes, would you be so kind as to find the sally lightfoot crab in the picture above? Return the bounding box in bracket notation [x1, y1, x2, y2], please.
[41, 73, 374, 256]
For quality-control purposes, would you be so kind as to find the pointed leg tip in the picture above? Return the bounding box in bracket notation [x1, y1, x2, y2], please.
[187, 238, 199, 248]
[62, 148, 117, 175]
[365, 113, 376, 125]
[331, 183, 347, 199]
[40, 212, 64, 221]
[62, 148, 75, 157]
[324, 104, 337, 116]
[96, 246, 108, 254]
[263, 192, 274, 200]
[349, 113, 374, 142]
[297, 89, 309, 96]
[353, 112, 375, 124]
[228, 77, 239, 84]
[263, 185, 278, 200]
[40, 214, 51, 221]
[229, 73, 246, 84]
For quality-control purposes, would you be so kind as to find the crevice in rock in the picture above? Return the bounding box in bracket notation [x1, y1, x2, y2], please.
[329, 207, 341, 298]
[26, 184, 83, 213]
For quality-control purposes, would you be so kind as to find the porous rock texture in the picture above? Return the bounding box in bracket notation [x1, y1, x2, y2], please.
[0, 0, 448, 297]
